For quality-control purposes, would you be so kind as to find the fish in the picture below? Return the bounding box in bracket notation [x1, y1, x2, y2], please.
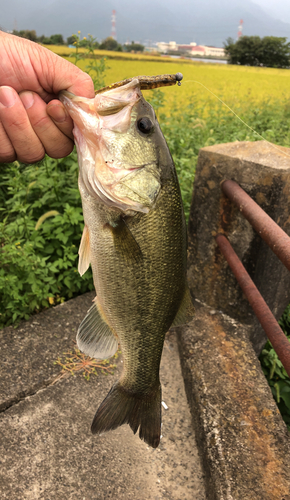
[59, 77, 194, 448]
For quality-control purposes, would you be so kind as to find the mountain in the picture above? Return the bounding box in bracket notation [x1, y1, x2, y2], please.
[1, 0, 290, 47]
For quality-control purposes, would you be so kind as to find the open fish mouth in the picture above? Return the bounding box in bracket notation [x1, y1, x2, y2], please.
[60, 79, 162, 213]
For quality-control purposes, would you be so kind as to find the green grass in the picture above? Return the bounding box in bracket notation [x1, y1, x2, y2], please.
[260, 305, 290, 430]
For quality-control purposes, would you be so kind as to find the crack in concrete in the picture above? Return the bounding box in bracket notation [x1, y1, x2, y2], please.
[0, 371, 68, 414]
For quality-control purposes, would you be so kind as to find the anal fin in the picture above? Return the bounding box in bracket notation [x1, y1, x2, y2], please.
[171, 286, 195, 327]
[77, 298, 118, 360]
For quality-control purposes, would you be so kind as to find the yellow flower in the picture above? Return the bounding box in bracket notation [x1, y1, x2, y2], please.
[78, 30, 81, 34]
[83, 37, 87, 40]
[48, 297, 55, 305]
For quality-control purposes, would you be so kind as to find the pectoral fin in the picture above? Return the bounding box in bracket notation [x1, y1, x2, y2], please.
[78, 225, 91, 276]
[105, 218, 143, 264]
[77, 298, 118, 360]
[171, 286, 195, 327]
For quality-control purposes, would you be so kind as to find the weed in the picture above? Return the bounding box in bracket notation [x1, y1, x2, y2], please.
[70, 32, 110, 90]
[54, 345, 119, 381]
[0, 155, 94, 327]
[259, 305, 290, 430]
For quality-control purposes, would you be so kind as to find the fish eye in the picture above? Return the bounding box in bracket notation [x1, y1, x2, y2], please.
[137, 117, 154, 135]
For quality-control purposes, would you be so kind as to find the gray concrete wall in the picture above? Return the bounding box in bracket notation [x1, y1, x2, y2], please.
[178, 140, 290, 499]
[187, 140, 290, 354]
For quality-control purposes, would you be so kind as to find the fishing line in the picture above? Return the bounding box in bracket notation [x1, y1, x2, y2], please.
[183, 79, 290, 159]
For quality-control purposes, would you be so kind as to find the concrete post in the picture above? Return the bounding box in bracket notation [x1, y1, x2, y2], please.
[187, 140, 290, 354]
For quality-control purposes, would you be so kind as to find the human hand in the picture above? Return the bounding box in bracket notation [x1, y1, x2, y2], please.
[0, 31, 95, 163]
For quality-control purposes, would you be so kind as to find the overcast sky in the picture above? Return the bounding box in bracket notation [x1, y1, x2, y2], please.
[252, 0, 290, 23]
[253, 0, 290, 23]
[1, 0, 290, 46]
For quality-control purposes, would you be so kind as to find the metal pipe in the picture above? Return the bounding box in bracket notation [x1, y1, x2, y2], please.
[216, 233, 290, 378]
[222, 179, 290, 273]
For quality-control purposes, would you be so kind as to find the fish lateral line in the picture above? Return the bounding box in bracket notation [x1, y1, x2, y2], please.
[95, 73, 183, 94]
[184, 79, 290, 159]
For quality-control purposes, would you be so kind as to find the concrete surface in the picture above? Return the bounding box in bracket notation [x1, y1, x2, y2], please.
[0, 293, 206, 500]
[187, 140, 290, 354]
[178, 300, 290, 500]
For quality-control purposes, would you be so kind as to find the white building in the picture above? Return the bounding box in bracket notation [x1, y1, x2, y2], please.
[203, 46, 225, 57]
[156, 41, 225, 58]
[156, 41, 178, 53]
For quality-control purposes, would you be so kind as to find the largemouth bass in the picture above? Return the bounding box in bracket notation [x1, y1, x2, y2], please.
[60, 77, 194, 448]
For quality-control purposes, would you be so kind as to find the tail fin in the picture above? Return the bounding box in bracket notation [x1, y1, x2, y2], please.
[91, 382, 162, 448]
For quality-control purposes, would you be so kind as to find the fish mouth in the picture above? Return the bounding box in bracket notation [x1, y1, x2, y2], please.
[105, 160, 157, 171]
[60, 82, 161, 214]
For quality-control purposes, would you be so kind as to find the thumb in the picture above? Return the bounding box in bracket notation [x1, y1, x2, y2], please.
[31, 42, 96, 99]
[50, 56, 95, 98]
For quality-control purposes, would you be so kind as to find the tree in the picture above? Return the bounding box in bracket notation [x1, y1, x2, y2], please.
[224, 36, 290, 68]
[99, 37, 122, 52]
[49, 34, 64, 45]
[13, 30, 37, 42]
[39, 36, 53, 45]
[123, 41, 144, 53]
[261, 36, 290, 68]
[37, 34, 64, 45]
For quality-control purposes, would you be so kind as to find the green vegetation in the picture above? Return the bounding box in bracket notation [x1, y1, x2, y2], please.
[99, 37, 123, 52]
[123, 42, 145, 53]
[0, 156, 94, 328]
[224, 36, 290, 68]
[12, 29, 131, 52]
[67, 34, 99, 49]
[12, 29, 38, 42]
[13, 29, 65, 45]
[260, 305, 290, 430]
[69, 33, 110, 90]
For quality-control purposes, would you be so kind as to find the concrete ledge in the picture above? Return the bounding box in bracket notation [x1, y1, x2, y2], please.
[0, 292, 95, 411]
[177, 301, 290, 500]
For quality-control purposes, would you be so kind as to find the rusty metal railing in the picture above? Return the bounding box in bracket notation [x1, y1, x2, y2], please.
[216, 180, 290, 377]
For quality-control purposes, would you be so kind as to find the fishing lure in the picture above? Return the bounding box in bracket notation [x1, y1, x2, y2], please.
[95, 72, 183, 94]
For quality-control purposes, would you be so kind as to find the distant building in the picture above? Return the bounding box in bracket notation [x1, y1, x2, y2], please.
[202, 46, 225, 58]
[155, 41, 225, 58]
[156, 41, 178, 53]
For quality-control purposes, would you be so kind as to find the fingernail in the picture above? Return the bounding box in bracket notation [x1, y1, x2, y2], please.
[20, 91, 34, 110]
[47, 104, 67, 123]
[0, 86, 17, 108]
